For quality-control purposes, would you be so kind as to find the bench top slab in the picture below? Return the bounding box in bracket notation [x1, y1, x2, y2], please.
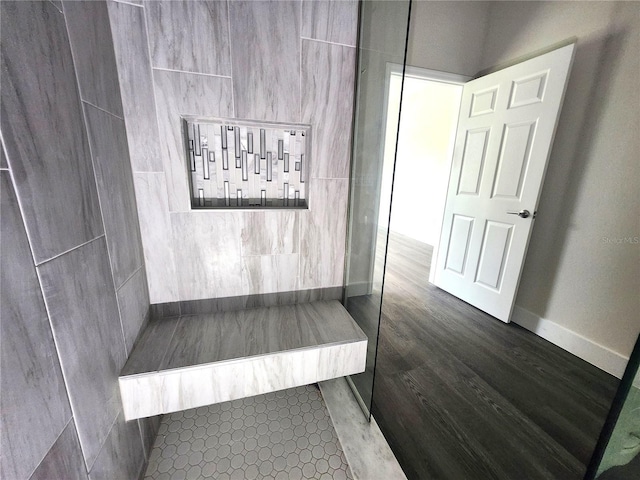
[121, 300, 366, 377]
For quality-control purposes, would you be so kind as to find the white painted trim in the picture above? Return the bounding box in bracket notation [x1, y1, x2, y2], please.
[511, 305, 629, 379]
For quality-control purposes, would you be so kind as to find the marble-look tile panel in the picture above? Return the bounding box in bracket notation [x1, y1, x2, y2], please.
[30, 420, 89, 480]
[302, 39, 355, 179]
[138, 415, 162, 459]
[176, 286, 341, 316]
[63, 0, 123, 117]
[171, 211, 244, 300]
[38, 237, 127, 469]
[145, 0, 231, 76]
[116, 267, 150, 356]
[120, 341, 367, 420]
[133, 173, 179, 303]
[107, 1, 163, 172]
[87, 412, 145, 480]
[0, 172, 72, 480]
[229, 0, 300, 122]
[300, 179, 349, 288]
[301, 0, 359, 47]
[120, 316, 180, 377]
[241, 210, 299, 255]
[153, 70, 233, 211]
[319, 377, 408, 480]
[84, 105, 143, 288]
[242, 254, 300, 295]
[0, 1, 103, 263]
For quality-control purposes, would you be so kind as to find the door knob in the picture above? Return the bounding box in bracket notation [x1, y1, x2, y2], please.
[507, 209, 531, 218]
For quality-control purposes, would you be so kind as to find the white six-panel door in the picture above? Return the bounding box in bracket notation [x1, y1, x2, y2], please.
[433, 44, 575, 322]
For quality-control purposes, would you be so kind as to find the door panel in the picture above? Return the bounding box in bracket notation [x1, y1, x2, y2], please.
[434, 43, 575, 322]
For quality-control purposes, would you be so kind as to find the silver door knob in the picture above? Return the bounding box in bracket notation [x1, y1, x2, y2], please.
[507, 209, 531, 218]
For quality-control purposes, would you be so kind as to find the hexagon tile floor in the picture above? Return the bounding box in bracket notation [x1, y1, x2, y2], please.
[144, 384, 355, 480]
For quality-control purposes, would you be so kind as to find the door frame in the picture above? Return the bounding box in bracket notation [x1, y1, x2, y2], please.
[382, 64, 470, 284]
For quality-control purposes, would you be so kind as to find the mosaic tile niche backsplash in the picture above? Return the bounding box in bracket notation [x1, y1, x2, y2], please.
[183, 117, 311, 209]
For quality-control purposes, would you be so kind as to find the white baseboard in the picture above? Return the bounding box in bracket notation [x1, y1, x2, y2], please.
[511, 306, 629, 379]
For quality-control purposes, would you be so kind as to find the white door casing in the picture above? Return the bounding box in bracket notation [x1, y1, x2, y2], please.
[433, 43, 575, 322]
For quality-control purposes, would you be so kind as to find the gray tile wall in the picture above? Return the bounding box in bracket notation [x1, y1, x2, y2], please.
[110, 0, 358, 304]
[0, 2, 154, 479]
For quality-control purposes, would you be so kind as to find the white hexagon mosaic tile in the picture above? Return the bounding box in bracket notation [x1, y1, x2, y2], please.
[144, 385, 354, 480]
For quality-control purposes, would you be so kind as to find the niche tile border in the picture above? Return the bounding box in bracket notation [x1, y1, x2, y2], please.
[182, 116, 311, 209]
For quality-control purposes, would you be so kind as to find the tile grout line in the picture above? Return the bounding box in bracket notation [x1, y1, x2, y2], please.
[81, 99, 125, 121]
[116, 263, 143, 294]
[112, 0, 143, 8]
[24, 416, 76, 479]
[151, 66, 232, 79]
[301, 36, 357, 49]
[35, 234, 106, 268]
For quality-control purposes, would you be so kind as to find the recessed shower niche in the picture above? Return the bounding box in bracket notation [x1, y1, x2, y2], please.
[182, 116, 310, 209]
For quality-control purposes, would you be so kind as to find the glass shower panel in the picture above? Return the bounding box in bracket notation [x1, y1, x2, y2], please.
[588, 333, 640, 479]
[343, 0, 412, 417]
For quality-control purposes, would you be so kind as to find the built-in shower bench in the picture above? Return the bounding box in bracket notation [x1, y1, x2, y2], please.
[119, 300, 367, 420]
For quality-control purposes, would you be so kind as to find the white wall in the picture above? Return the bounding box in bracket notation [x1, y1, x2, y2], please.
[480, 1, 640, 362]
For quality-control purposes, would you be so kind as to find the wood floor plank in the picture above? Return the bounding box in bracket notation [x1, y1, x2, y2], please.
[359, 232, 619, 480]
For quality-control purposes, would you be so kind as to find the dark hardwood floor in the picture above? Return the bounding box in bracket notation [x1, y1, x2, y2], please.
[358, 232, 618, 480]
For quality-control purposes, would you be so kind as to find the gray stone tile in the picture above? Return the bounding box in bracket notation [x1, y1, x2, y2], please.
[153, 69, 233, 211]
[241, 210, 299, 255]
[63, 0, 123, 117]
[88, 411, 145, 480]
[132, 173, 180, 303]
[300, 179, 349, 288]
[107, 0, 163, 172]
[170, 211, 244, 300]
[138, 415, 162, 460]
[0, 1, 103, 263]
[301, 39, 355, 179]
[0, 172, 72, 480]
[30, 420, 88, 480]
[302, 0, 359, 47]
[242, 254, 300, 295]
[229, 0, 301, 122]
[116, 267, 150, 356]
[150, 301, 181, 320]
[1, 141, 7, 169]
[145, 0, 231, 76]
[38, 237, 127, 469]
[120, 316, 181, 376]
[48, 0, 63, 13]
[83, 104, 144, 289]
